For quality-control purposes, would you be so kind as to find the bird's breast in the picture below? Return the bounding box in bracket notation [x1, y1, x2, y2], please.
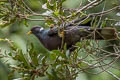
[41, 35, 62, 50]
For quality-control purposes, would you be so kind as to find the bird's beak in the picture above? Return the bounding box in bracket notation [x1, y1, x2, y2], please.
[27, 31, 32, 35]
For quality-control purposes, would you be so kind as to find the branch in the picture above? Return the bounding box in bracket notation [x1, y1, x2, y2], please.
[24, 18, 45, 21]
[67, 0, 104, 18]
[77, 0, 104, 12]
[90, 5, 120, 16]
[106, 71, 120, 80]
[18, 14, 46, 21]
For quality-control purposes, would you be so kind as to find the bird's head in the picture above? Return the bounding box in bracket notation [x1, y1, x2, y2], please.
[27, 26, 45, 35]
[27, 26, 47, 43]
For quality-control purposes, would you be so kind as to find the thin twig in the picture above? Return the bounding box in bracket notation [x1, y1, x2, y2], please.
[24, 17, 45, 21]
[106, 71, 120, 80]
[96, 0, 106, 28]
[67, 0, 104, 18]
[89, 6, 120, 16]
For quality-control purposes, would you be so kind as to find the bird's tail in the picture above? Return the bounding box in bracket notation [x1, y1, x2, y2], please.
[83, 27, 118, 40]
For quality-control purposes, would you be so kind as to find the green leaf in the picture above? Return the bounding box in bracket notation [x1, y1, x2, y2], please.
[52, 50, 61, 55]
[41, 56, 47, 65]
[81, 17, 91, 25]
[52, 50, 66, 58]
[47, 1, 54, 10]
[78, 61, 89, 68]
[53, 9, 59, 16]
[28, 44, 39, 66]
[14, 49, 32, 69]
[8, 52, 12, 57]
[49, 53, 57, 60]
[101, 20, 107, 28]
[23, 19, 29, 27]
[65, 50, 70, 58]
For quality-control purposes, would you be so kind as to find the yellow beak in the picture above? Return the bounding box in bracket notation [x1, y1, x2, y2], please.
[27, 31, 32, 35]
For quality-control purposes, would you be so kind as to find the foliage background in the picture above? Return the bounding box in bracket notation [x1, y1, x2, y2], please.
[0, 0, 120, 80]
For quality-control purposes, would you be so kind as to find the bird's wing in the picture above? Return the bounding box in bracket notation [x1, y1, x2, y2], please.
[47, 28, 58, 36]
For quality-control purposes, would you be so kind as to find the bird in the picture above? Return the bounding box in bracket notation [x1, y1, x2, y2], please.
[27, 25, 118, 51]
